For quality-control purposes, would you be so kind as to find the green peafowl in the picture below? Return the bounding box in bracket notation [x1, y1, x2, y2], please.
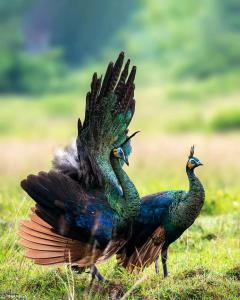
[19, 52, 205, 284]
[116, 145, 205, 276]
[19, 52, 140, 281]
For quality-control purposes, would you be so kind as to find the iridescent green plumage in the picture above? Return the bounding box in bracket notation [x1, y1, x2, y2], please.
[75, 52, 139, 222]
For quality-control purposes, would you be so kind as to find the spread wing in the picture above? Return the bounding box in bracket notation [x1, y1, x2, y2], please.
[52, 52, 137, 189]
[77, 51, 136, 156]
[19, 171, 119, 266]
[20, 171, 115, 245]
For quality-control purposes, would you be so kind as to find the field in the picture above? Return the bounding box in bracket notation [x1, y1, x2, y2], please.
[0, 84, 240, 299]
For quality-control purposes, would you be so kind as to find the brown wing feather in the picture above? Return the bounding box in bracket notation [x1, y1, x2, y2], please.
[117, 226, 165, 272]
[96, 239, 127, 263]
[19, 209, 103, 267]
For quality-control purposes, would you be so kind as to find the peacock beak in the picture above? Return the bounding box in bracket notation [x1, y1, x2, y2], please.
[123, 155, 129, 166]
[121, 151, 129, 166]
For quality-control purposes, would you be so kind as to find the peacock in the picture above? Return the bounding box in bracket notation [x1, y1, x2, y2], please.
[19, 52, 141, 281]
[116, 145, 205, 277]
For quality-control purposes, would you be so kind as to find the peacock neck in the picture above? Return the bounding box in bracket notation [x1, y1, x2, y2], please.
[95, 153, 140, 224]
[183, 167, 205, 225]
[110, 156, 140, 221]
[186, 167, 205, 200]
[170, 167, 205, 229]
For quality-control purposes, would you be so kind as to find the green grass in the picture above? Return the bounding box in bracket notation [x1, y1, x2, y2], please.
[0, 184, 239, 299]
[1, 72, 240, 140]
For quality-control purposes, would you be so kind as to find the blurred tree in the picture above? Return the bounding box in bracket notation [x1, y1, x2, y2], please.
[26, 0, 136, 65]
[0, 0, 67, 93]
[179, 0, 240, 78]
[1, 0, 239, 93]
[0, 0, 30, 91]
[117, 0, 240, 79]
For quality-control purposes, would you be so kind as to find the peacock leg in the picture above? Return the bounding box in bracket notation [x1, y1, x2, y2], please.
[161, 248, 168, 277]
[90, 265, 108, 283]
[71, 265, 107, 283]
[155, 257, 159, 274]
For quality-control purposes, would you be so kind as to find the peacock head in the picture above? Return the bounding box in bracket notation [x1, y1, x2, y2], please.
[113, 147, 129, 166]
[187, 145, 203, 170]
[112, 131, 140, 166]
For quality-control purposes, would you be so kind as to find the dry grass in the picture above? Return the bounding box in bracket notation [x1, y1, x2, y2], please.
[1, 132, 239, 175]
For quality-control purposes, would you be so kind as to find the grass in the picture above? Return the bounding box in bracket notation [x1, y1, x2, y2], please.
[0, 79, 240, 298]
[0, 193, 239, 300]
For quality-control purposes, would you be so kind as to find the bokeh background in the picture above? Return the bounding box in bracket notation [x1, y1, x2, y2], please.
[0, 1, 239, 299]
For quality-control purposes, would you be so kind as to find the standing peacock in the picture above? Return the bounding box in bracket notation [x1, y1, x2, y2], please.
[19, 53, 140, 280]
[116, 145, 205, 276]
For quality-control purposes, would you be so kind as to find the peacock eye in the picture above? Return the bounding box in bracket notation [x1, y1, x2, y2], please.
[190, 159, 195, 164]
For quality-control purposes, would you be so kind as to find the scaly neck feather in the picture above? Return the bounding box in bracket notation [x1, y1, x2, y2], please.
[95, 153, 140, 224]
[170, 166, 205, 229]
[110, 157, 140, 221]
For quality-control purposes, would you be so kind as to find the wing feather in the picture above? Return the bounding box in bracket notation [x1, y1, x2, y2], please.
[117, 226, 165, 272]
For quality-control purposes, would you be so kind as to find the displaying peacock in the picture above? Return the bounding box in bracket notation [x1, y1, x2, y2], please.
[19, 52, 140, 280]
[116, 146, 205, 276]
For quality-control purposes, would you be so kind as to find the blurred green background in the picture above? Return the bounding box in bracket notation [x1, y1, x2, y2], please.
[0, 0, 239, 212]
[0, 1, 240, 299]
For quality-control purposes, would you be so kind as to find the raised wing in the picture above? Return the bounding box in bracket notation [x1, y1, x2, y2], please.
[54, 52, 137, 189]
[77, 51, 136, 158]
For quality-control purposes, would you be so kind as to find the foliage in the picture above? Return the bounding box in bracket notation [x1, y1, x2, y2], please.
[210, 108, 240, 131]
[0, 1, 68, 94]
[0, 50, 67, 94]
[116, 0, 240, 80]
[1, 0, 240, 94]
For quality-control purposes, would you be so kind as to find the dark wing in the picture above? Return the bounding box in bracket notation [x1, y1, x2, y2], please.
[20, 171, 114, 241]
[116, 226, 165, 272]
[77, 52, 136, 159]
[19, 171, 131, 267]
